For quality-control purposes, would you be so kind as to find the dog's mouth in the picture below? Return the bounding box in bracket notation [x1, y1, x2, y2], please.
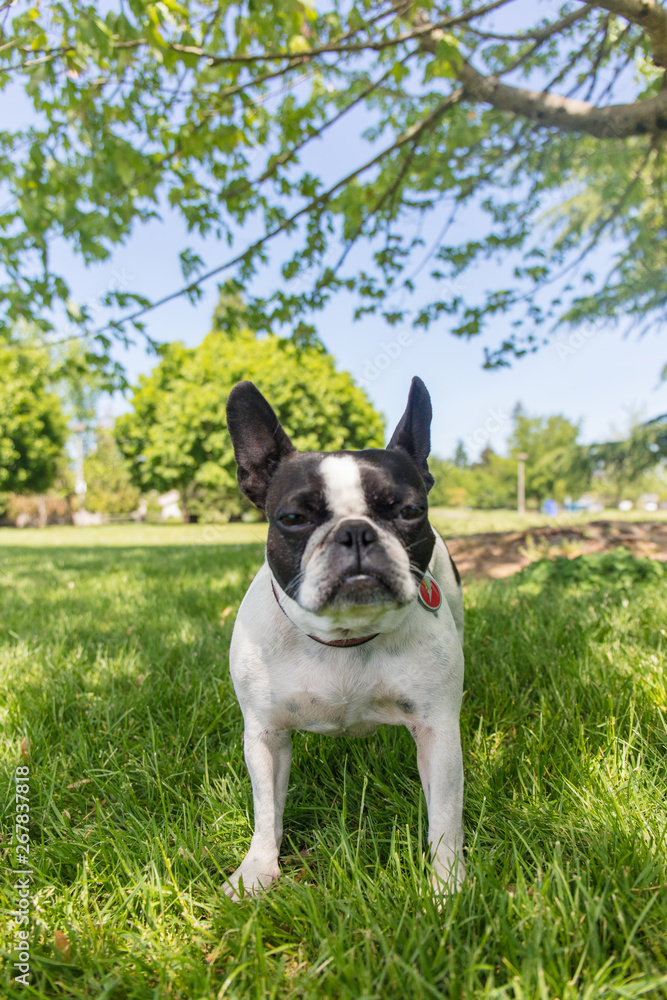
[326, 570, 398, 607]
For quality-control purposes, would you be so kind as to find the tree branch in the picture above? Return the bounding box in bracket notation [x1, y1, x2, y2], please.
[4, 0, 512, 74]
[584, 0, 667, 68]
[220, 59, 408, 202]
[415, 4, 667, 137]
[331, 137, 421, 274]
[412, 5, 666, 137]
[456, 59, 667, 136]
[583, 14, 612, 100]
[465, 5, 594, 45]
[103, 91, 463, 332]
[174, 0, 513, 64]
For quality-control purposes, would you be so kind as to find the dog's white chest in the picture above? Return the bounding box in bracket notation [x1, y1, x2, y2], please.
[230, 546, 463, 741]
[267, 674, 414, 737]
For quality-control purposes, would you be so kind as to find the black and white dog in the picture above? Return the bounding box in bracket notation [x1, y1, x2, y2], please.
[224, 377, 464, 899]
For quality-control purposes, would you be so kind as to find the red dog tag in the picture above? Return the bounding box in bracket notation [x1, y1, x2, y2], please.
[418, 573, 442, 612]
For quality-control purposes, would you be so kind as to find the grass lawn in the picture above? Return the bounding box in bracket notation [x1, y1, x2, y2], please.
[428, 507, 667, 538]
[1, 524, 666, 999]
[1, 507, 666, 550]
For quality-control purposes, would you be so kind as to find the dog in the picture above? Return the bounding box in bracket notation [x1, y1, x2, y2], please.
[223, 376, 465, 899]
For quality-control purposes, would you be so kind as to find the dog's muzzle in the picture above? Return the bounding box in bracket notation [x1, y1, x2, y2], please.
[322, 519, 403, 607]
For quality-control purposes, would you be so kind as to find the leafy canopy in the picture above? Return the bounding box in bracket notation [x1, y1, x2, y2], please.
[114, 327, 384, 519]
[1, 0, 667, 380]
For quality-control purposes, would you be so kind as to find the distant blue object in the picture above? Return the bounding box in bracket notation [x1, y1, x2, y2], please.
[543, 498, 558, 516]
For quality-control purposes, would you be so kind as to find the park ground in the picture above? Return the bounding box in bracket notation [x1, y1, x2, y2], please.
[1, 515, 666, 998]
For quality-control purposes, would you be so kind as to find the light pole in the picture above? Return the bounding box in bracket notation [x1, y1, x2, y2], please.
[517, 452, 528, 515]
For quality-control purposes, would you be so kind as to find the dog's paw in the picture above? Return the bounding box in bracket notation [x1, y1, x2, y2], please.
[222, 860, 280, 902]
[431, 855, 465, 899]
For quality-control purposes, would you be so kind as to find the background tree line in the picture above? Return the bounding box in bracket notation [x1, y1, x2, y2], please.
[2, 312, 666, 522]
[429, 406, 667, 510]
[0, 314, 384, 522]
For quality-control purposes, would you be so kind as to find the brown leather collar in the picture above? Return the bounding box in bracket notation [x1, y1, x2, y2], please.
[271, 580, 379, 647]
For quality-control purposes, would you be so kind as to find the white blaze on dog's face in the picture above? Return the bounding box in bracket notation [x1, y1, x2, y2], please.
[266, 450, 433, 621]
[226, 378, 436, 631]
[300, 453, 407, 612]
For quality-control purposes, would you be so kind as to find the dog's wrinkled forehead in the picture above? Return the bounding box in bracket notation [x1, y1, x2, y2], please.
[265, 449, 426, 520]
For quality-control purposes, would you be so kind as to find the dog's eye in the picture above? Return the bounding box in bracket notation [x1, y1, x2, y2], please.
[278, 513, 309, 527]
[398, 505, 424, 520]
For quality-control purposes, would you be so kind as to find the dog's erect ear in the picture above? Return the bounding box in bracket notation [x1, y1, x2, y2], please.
[387, 376, 434, 493]
[226, 381, 295, 509]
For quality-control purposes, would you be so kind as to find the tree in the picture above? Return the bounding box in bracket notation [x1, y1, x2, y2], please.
[429, 457, 469, 507]
[1, 1, 667, 378]
[431, 404, 594, 508]
[508, 404, 590, 503]
[453, 440, 469, 468]
[431, 408, 667, 509]
[430, 448, 516, 508]
[115, 327, 384, 521]
[83, 430, 141, 514]
[0, 346, 68, 494]
[588, 412, 667, 501]
[472, 447, 518, 509]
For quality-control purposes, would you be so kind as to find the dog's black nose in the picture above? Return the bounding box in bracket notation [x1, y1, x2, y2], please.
[334, 519, 378, 549]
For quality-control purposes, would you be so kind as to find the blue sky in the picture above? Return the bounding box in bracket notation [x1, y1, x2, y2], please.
[4, 1, 667, 459]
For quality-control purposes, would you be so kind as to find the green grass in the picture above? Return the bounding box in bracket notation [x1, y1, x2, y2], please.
[1, 503, 665, 551]
[1, 525, 666, 999]
[428, 507, 667, 537]
[0, 522, 269, 548]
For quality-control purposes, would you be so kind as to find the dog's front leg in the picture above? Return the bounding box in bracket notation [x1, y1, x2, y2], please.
[223, 725, 292, 900]
[412, 720, 465, 893]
